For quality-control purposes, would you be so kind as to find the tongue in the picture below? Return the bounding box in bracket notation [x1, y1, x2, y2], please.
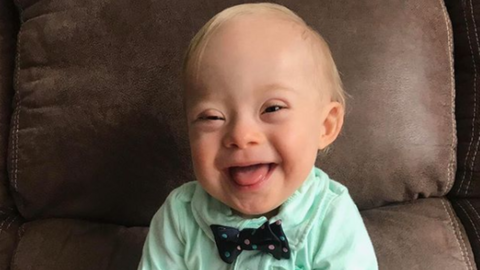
[230, 164, 269, 186]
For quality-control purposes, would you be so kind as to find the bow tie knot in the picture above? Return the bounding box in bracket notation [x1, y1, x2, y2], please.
[210, 220, 291, 264]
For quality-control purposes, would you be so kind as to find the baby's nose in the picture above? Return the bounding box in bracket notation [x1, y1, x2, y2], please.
[222, 120, 264, 149]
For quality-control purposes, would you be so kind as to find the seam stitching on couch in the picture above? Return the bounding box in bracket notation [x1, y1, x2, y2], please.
[464, 0, 480, 196]
[12, 1, 23, 192]
[6, 216, 17, 230]
[462, 200, 480, 266]
[466, 200, 480, 225]
[457, 201, 480, 254]
[0, 216, 11, 237]
[440, 0, 457, 194]
[458, 0, 478, 196]
[0, 216, 18, 237]
[441, 198, 473, 270]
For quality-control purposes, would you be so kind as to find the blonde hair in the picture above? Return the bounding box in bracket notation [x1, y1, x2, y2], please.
[182, 2, 347, 111]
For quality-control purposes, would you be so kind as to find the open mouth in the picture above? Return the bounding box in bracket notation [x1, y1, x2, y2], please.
[228, 163, 276, 189]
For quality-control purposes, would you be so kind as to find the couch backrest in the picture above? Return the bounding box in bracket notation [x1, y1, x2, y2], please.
[314, 0, 455, 209]
[6, 0, 454, 226]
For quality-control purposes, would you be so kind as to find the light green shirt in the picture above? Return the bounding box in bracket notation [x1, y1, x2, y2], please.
[138, 167, 378, 270]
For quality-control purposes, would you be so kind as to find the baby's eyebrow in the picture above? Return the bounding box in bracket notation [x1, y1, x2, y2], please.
[260, 84, 297, 94]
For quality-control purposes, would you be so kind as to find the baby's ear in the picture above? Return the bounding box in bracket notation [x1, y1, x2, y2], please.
[318, 102, 344, 150]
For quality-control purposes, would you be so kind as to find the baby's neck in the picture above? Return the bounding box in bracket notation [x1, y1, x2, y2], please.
[232, 207, 279, 220]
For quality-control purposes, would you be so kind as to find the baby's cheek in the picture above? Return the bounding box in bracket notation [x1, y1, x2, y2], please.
[274, 123, 319, 172]
[192, 143, 212, 165]
[190, 138, 213, 172]
[279, 121, 315, 146]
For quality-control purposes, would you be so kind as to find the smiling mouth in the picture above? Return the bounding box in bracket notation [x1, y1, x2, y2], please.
[228, 163, 276, 189]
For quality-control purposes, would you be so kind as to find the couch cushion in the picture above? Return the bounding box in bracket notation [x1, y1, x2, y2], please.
[9, 0, 455, 226]
[314, 0, 455, 209]
[10, 0, 195, 226]
[445, 0, 480, 198]
[363, 197, 475, 270]
[10, 218, 146, 270]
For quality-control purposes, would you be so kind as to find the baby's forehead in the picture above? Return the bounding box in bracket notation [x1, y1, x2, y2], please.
[213, 13, 316, 48]
[210, 14, 329, 67]
[199, 16, 325, 71]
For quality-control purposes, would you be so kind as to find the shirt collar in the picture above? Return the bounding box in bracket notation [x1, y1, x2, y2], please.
[191, 167, 325, 249]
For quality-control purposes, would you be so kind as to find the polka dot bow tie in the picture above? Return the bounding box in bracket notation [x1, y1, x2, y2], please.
[210, 220, 291, 264]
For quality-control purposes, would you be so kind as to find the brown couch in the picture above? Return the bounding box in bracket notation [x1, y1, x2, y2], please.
[1, 0, 480, 269]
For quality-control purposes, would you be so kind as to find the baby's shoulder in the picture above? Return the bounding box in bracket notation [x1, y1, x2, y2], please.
[312, 168, 359, 221]
[315, 167, 349, 201]
[325, 178, 349, 198]
[151, 181, 198, 226]
[164, 181, 198, 205]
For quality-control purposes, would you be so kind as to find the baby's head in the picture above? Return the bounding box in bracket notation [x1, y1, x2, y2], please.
[182, 3, 345, 218]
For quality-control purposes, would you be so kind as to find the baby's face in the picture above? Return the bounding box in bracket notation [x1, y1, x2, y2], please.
[185, 14, 337, 218]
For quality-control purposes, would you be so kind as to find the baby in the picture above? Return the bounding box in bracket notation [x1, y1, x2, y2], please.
[138, 3, 378, 269]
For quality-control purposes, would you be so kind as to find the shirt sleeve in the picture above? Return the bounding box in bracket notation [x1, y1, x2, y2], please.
[313, 188, 378, 270]
[137, 191, 189, 270]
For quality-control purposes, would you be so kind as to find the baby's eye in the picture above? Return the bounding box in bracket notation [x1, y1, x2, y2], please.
[199, 115, 224, 121]
[264, 105, 285, 113]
